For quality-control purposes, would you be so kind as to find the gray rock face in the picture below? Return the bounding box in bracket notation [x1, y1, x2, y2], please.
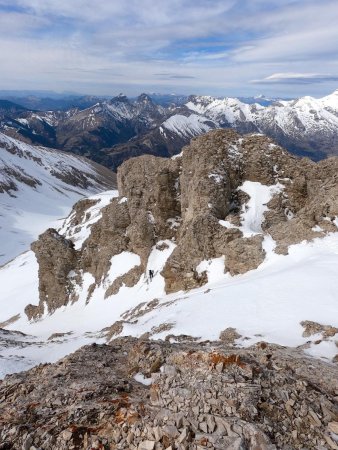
[81, 199, 131, 283]
[30, 129, 338, 315]
[161, 130, 309, 292]
[118, 155, 181, 264]
[28, 228, 80, 319]
[1, 337, 338, 449]
[224, 235, 266, 276]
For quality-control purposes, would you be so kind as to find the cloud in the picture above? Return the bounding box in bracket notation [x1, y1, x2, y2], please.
[252, 73, 338, 85]
[155, 73, 196, 79]
[169, 75, 196, 79]
[0, 0, 338, 97]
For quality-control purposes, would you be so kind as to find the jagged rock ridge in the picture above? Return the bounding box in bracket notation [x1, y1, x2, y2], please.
[28, 129, 338, 319]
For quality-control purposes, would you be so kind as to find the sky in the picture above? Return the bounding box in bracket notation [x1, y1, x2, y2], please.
[1, 0, 338, 98]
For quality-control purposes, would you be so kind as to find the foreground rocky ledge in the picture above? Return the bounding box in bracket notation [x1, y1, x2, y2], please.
[1, 337, 338, 450]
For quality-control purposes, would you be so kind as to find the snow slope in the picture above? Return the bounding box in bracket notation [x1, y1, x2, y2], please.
[186, 96, 260, 125]
[0, 133, 115, 265]
[1, 184, 338, 378]
[162, 114, 213, 138]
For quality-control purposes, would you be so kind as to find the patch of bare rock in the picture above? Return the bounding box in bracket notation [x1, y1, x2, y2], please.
[27, 129, 338, 318]
[1, 337, 338, 449]
[301, 321, 338, 339]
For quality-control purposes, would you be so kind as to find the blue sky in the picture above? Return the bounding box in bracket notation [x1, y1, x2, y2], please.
[0, 0, 338, 97]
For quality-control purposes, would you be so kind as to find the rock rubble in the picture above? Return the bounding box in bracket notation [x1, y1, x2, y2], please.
[1, 337, 338, 449]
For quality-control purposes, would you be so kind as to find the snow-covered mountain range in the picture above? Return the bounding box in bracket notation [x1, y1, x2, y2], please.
[2, 90, 338, 169]
[0, 94, 167, 167]
[0, 132, 116, 265]
[183, 90, 338, 159]
[1, 129, 338, 378]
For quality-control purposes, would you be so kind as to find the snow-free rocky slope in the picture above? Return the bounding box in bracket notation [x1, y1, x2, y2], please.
[0, 132, 116, 265]
[1, 337, 338, 449]
[1, 129, 338, 379]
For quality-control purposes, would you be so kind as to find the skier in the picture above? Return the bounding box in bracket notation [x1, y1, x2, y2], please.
[149, 269, 154, 281]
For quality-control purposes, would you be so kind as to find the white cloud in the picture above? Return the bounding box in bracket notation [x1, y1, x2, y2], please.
[0, 0, 338, 97]
[252, 73, 338, 85]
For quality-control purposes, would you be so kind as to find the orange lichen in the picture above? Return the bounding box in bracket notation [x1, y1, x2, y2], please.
[199, 437, 209, 445]
[114, 408, 140, 424]
[209, 352, 245, 369]
[111, 395, 140, 424]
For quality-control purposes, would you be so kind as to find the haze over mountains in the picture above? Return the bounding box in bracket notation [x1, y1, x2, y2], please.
[1, 89, 338, 171]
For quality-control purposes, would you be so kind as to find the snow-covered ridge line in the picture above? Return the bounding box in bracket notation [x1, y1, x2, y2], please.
[183, 90, 338, 159]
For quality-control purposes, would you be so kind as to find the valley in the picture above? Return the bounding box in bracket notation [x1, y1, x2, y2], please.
[2, 90, 338, 173]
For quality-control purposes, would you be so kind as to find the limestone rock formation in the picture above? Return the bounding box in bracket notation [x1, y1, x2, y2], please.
[27, 229, 80, 319]
[81, 199, 131, 283]
[29, 129, 338, 317]
[161, 130, 310, 291]
[118, 155, 181, 264]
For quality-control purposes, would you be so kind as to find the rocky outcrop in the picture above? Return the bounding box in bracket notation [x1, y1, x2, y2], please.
[1, 337, 338, 449]
[161, 130, 311, 291]
[81, 199, 131, 283]
[301, 320, 338, 338]
[162, 215, 242, 293]
[28, 229, 80, 318]
[64, 197, 100, 230]
[224, 235, 265, 276]
[118, 155, 181, 253]
[30, 129, 338, 316]
[80, 155, 180, 285]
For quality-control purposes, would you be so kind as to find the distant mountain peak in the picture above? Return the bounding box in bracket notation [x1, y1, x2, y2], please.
[110, 93, 129, 103]
[136, 93, 153, 104]
[187, 94, 215, 103]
